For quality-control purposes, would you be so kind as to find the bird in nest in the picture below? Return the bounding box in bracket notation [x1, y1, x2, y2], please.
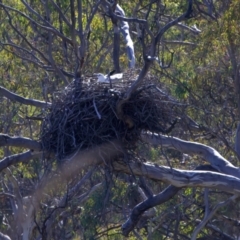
[94, 70, 123, 84]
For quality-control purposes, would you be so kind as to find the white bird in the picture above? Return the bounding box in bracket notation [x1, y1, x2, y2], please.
[94, 72, 123, 83]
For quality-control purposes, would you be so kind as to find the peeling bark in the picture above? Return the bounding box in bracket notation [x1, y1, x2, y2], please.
[113, 161, 240, 194]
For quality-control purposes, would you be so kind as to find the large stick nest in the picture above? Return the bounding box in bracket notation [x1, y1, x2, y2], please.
[41, 73, 177, 160]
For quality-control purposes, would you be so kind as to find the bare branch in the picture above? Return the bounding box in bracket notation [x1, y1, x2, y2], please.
[49, 0, 72, 28]
[121, 0, 193, 104]
[0, 151, 41, 172]
[4, 168, 23, 212]
[142, 133, 240, 178]
[235, 123, 240, 158]
[0, 134, 41, 150]
[0, 192, 16, 199]
[0, 232, 11, 240]
[196, 220, 235, 240]
[163, 40, 197, 46]
[191, 195, 238, 240]
[121, 165, 219, 236]
[151, 0, 193, 55]
[0, 3, 73, 45]
[116, 4, 136, 68]
[113, 161, 240, 195]
[0, 86, 51, 108]
[109, 13, 146, 24]
[122, 185, 180, 236]
[33, 140, 124, 204]
[45, 168, 96, 235]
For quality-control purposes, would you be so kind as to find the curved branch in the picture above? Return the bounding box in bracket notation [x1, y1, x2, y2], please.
[121, 165, 219, 236]
[142, 133, 240, 178]
[151, 0, 193, 56]
[0, 232, 11, 240]
[0, 86, 51, 108]
[113, 161, 240, 194]
[0, 151, 41, 172]
[0, 134, 41, 150]
[121, 0, 193, 103]
[122, 185, 180, 236]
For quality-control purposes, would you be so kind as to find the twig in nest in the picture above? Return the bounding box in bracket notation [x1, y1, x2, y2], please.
[93, 98, 101, 119]
[41, 79, 177, 161]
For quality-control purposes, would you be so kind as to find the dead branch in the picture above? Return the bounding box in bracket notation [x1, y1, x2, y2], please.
[0, 3, 72, 45]
[0, 232, 11, 240]
[121, 165, 219, 236]
[33, 140, 124, 206]
[0, 86, 51, 108]
[191, 195, 239, 240]
[235, 123, 240, 158]
[0, 134, 41, 150]
[45, 168, 96, 234]
[117, 0, 193, 122]
[142, 133, 240, 178]
[0, 151, 41, 172]
[0, 192, 16, 199]
[195, 220, 235, 240]
[122, 185, 180, 236]
[113, 161, 240, 195]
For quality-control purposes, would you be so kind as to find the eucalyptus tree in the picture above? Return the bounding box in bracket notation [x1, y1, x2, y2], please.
[0, 0, 239, 240]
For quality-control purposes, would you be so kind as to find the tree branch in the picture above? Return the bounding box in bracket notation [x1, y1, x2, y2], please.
[191, 195, 238, 240]
[142, 133, 240, 178]
[113, 161, 240, 194]
[0, 86, 51, 108]
[0, 134, 41, 150]
[122, 185, 180, 236]
[0, 151, 41, 172]
[121, 165, 219, 236]
[151, 0, 193, 56]
[235, 122, 240, 158]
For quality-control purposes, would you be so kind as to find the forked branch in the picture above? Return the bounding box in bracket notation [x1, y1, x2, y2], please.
[142, 133, 240, 178]
[117, 0, 193, 123]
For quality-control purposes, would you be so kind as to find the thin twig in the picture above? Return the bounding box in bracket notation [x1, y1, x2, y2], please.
[93, 98, 101, 119]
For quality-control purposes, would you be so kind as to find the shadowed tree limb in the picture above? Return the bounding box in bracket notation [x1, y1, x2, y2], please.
[122, 185, 180, 236]
[0, 134, 41, 150]
[195, 220, 235, 240]
[0, 151, 42, 172]
[235, 123, 240, 159]
[151, 0, 193, 55]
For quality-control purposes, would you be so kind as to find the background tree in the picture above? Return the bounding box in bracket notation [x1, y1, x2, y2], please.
[0, 0, 240, 239]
